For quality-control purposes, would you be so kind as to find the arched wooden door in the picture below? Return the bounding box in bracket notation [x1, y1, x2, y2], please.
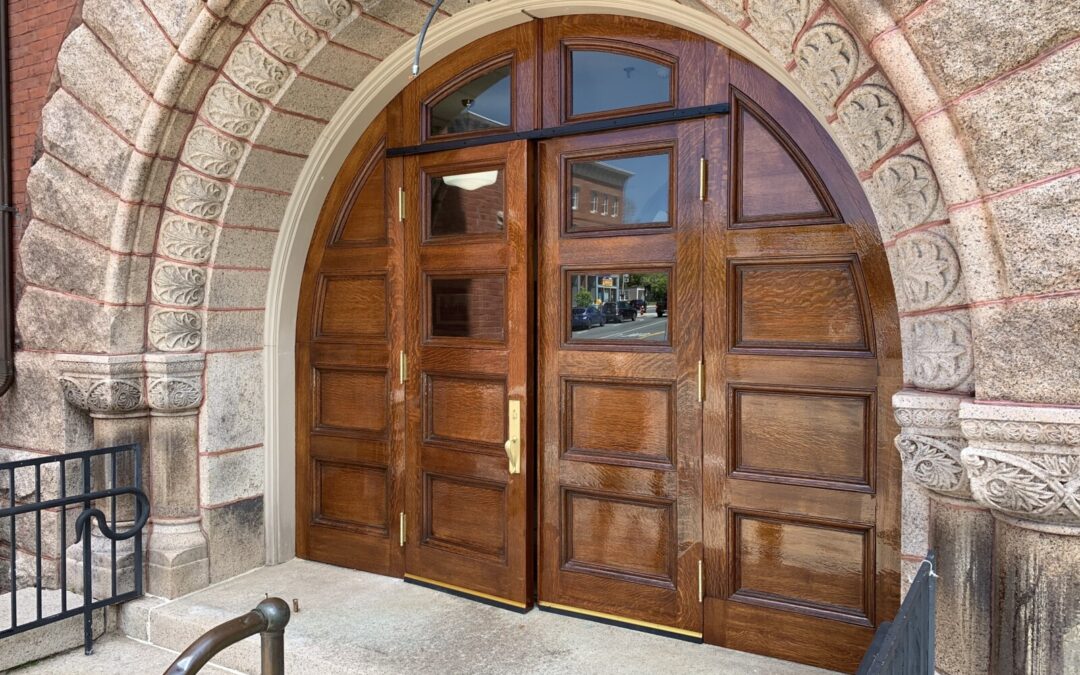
[296, 16, 900, 673]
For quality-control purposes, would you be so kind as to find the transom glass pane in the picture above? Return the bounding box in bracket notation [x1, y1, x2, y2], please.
[569, 153, 671, 232]
[568, 271, 670, 343]
[571, 50, 672, 117]
[429, 65, 512, 137]
[428, 168, 505, 239]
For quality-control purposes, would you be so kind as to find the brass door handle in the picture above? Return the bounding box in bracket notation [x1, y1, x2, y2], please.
[504, 399, 521, 475]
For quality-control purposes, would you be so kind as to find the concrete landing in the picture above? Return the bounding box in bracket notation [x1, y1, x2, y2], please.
[0, 588, 105, 671]
[138, 560, 835, 674]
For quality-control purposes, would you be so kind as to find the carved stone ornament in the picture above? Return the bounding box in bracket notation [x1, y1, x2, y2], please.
[205, 83, 264, 139]
[148, 378, 203, 413]
[795, 23, 860, 105]
[908, 313, 974, 390]
[895, 231, 961, 311]
[291, 0, 351, 30]
[226, 42, 289, 99]
[873, 154, 940, 235]
[183, 127, 243, 179]
[893, 390, 972, 499]
[150, 310, 203, 352]
[960, 403, 1080, 530]
[748, 0, 811, 51]
[255, 4, 318, 64]
[56, 355, 147, 416]
[168, 171, 226, 220]
[838, 84, 905, 169]
[896, 434, 970, 497]
[152, 263, 207, 307]
[161, 219, 215, 264]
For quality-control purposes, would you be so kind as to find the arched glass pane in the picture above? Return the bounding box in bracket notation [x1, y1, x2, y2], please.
[429, 65, 512, 137]
[571, 50, 672, 117]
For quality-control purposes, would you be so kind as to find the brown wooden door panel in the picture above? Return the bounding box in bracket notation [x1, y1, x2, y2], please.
[702, 57, 900, 673]
[539, 120, 703, 635]
[297, 109, 406, 578]
[404, 140, 533, 608]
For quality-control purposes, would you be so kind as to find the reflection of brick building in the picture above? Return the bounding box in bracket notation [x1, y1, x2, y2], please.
[571, 161, 631, 229]
[429, 175, 507, 340]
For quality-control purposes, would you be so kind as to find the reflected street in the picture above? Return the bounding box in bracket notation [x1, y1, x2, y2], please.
[573, 313, 668, 341]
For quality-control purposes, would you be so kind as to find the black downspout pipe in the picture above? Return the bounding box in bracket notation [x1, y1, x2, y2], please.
[0, 0, 13, 397]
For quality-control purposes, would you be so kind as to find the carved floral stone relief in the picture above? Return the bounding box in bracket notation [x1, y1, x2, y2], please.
[838, 84, 906, 169]
[255, 4, 319, 64]
[161, 219, 216, 264]
[795, 23, 860, 105]
[908, 313, 974, 390]
[150, 310, 204, 352]
[290, 0, 351, 30]
[893, 392, 971, 499]
[205, 83, 265, 138]
[152, 263, 207, 307]
[961, 415, 1080, 527]
[183, 127, 244, 179]
[747, 0, 811, 51]
[226, 42, 290, 99]
[896, 231, 961, 311]
[168, 171, 227, 220]
[873, 154, 941, 235]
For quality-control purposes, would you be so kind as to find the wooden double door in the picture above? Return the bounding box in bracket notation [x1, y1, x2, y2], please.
[296, 17, 900, 673]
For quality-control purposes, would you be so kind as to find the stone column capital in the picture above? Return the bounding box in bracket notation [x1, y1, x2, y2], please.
[56, 354, 147, 418]
[893, 390, 973, 499]
[960, 401, 1080, 534]
[145, 353, 205, 416]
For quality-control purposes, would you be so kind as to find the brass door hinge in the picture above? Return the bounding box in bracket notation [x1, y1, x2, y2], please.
[698, 559, 704, 603]
[699, 157, 707, 201]
[399, 351, 407, 384]
[400, 512, 406, 547]
[398, 187, 406, 221]
[697, 361, 705, 403]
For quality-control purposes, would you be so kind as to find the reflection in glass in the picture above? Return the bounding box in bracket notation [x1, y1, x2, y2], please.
[429, 168, 505, 238]
[568, 271, 669, 343]
[429, 65, 512, 137]
[571, 51, 672, 117]
[569, 153, 670, 232]
[430, 276, 506, 341]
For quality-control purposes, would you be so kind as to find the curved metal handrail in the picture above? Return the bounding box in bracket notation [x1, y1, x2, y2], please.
[164, 598, 291, 675]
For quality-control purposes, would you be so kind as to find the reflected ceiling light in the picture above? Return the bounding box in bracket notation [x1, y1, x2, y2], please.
[443, 171, 499, 191]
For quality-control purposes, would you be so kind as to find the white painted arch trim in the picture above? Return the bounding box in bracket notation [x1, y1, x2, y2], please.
[263, 0, 841, 564]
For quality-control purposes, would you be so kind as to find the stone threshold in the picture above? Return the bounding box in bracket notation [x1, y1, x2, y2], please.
[121, 559, 835, 674]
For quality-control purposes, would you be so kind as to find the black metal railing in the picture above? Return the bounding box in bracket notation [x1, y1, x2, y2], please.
[857, 550, 937, 674]
[0, 443, 149, 654]
[165, 597, 291, 675]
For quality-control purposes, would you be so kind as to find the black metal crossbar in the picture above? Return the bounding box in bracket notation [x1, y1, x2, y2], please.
[0, 443, 149, 654]
[857, 550, 937, 675]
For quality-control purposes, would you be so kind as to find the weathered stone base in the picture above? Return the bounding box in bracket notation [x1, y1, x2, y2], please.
[65, 531, 140, 599]
[930, 494, 993, 675]
[146, 520, 209, 599]
[994, 516, 1080, 675]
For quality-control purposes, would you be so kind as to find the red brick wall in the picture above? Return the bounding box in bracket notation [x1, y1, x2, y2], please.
[7, 0, 81, 223]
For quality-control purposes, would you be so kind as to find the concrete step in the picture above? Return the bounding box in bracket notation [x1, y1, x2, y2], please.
[8, 633, 235, 674]
[0, 588, 105, 671]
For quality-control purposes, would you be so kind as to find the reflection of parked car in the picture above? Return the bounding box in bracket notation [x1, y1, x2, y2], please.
[655, 297, 667, 317]
[571, 306, 605, 330]
[602, 301, 638, 323]
[630, 299, 646, 315]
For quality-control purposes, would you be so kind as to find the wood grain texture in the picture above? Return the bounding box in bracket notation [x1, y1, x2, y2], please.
[315, 461, 389, 532]
[565, 380, 673, 467]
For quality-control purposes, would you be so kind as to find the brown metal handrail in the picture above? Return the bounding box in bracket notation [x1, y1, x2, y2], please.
[164, 597, 290, 675]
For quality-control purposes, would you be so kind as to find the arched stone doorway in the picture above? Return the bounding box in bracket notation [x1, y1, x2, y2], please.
[12, 0, 1077, 673]
[292, 15, 901, 671]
